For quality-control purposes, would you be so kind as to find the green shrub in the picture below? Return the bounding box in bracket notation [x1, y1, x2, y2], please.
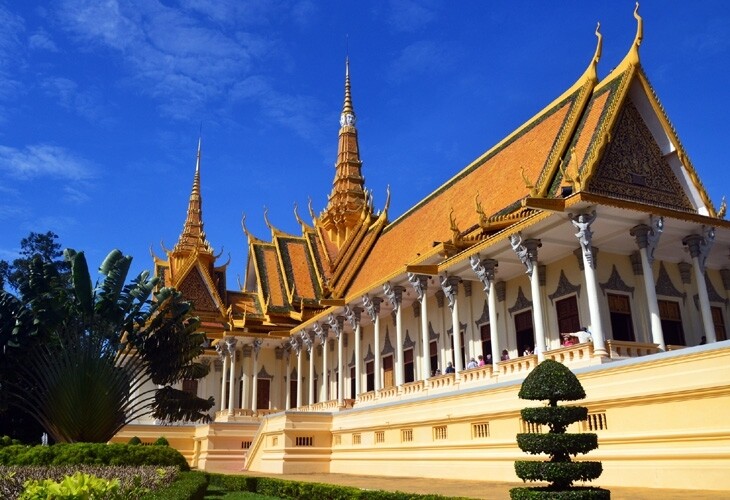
[141, 471, 208, 500]
[511, 360, 609, 499]
[128, 436, 142, 445]
[0, 443, 188, 470]
[20, 471, 123, 500]
[0, 436, 21, 447]
[153, 436, 169, 446]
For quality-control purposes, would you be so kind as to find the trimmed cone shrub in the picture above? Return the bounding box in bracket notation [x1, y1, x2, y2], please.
[510, 359, 610, 499]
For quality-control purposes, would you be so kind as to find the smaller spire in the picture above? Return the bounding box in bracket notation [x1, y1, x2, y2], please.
[340, 57, 356, 127]
[174, 138, 213, 255]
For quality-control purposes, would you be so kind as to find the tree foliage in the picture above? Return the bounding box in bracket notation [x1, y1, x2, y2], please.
[0, 247, 214, 443]
[0, 231, 69, 293]
[511, 360, 609, 499]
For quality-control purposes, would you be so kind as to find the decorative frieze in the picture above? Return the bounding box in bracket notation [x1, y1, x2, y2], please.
[629, 251, 643, 276]
[435, 290, 445, 308]
[446, 322, 468, 335]
[495, 281, 506, 302]
[428, 321, 439, 341]
[242, 344, 253, 358]
[257, 365, 273, 379]
[548, 270, 582, 303]
[538, 265, 546, 287]
[677, 262, 692, 285]
[381, 327, 395, 355]
[363, 344, 374, 362]
[404, 330, 416, 349]
[463, 280, 473, 297]
[508, 286, 533, 315]
[599, 265, 635, 297]
[655, 262, 686, 302]
[412, 300, 421, 318]
[573, 246, 600, 271]
[474, 300, 489, 327]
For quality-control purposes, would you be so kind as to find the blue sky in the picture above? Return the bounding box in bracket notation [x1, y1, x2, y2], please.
[1, 1, 728, 285]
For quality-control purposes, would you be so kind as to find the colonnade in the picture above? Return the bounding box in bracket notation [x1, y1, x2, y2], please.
[214, 212, 720, 413]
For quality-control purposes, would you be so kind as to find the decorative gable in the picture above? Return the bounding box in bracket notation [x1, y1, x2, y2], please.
[587, 98, 693, 211]
[178, 266, 218, 312]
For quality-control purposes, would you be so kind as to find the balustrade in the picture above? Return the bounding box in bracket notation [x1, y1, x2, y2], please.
[606, 340, 660, 359]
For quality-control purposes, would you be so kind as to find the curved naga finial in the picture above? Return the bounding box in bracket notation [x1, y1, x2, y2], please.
[718, 196, 727, 219]
[241, 213, 255, 241]
[263, 206, 274, 231]
[633, 3, 643, 49]
[592, 22, 603, 66]
[307, 197, 316, 220]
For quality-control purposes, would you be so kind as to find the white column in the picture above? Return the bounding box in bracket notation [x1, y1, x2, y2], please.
[251, 340, 262, 412]
[441, 275, 464, 376]
[284, 350, 291, 410]
[345, 306, 363, 398]
[510, 233, 548, 360]
[569, 213, 608, 356]
[296, 342, 303, 408]
[384, 283, 406, 386]
[225, 337, 238, 414]
[363, 295, 383, 391]
[314, 323, 329, 401]
[408, 273, 431, 381]
[683, 230, 717, 343]
[300, 330, 315, 405]
[328, 314, 345, 406]
[631, 219, 666, 349]
[241, 345, 251, 410]
[470, 255, 501, 368]
[216, 343, 229, 412]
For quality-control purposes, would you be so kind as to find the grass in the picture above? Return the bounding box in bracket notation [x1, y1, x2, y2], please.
[204, 483, 280, 499]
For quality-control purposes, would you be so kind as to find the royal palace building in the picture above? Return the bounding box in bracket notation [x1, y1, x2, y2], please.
[115, 9, 730, 491]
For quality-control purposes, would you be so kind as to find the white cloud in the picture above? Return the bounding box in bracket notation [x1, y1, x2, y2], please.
[0, 143, 95, 180]
[388, 40, 458, 83]
[0, 3, 25, 102]
[386, 0, 437, 33]
[55, 0, 276, 119]
[28, 28, 58, 51]
[63, 185, 91, 204]
[41, 77, 108, 122]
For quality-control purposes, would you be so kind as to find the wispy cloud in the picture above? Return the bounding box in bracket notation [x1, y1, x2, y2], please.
[63, 185, 91, 204]
[386, 0, 437, 33]
[41, 76, 109, 123]
[0, 3, 25, 106]
[28, 28, 58, 52]
[55, 0, 276, 120]
[0, 143, 95, 180]
[388, 40, 459, 83]
[230, 75, 322, 140]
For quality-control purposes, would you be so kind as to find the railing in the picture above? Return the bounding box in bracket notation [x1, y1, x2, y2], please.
[378, 386, 399, 399]
[459, 365, 493, 383]
[428, 373, 455, 389]
[498, 354, 538, 377]
[401, 380, 425, 395]
[606, 340, 660, 359]
[545, 343, 594, 364]
[359, 391, 377, 403]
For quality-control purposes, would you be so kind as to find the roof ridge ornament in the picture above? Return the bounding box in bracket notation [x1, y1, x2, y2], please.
[628, 2, 643, 66]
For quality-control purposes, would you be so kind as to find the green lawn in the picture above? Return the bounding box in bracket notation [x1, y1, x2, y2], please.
[204, 483, 280, 499]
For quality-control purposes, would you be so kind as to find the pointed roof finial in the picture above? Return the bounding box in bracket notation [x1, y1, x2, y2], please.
[340, 56, 356, 127]
[628, 2, 643, 65]
[592, 22, 603, 67]
[173, 137, 213, 255]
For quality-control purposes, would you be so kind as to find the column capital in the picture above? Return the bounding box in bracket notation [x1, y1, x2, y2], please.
[630, 216, 663, 264]
[289, 335, 302, 355]
[440, 274, 461, 311]
[312, 321, 330, 343]
[215, 342, 229, 359]
[327, 313, 345, 339]
[569, 211, 597, 269]
[683, 226, 715, 272]
[252, 338, 263, 358]
[510, 232, 540, 277]
[362, 294, 383, 321]
[299, 330, 313, 352]
[224, 336, 238, 351]
[344, 305, 363, 330]
[469, 254, 498, 292]
[383, 282, 406, 308]
[406, 272, 429, 301]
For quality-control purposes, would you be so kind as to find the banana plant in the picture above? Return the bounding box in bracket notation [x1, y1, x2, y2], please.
[3, 249, 213, 443]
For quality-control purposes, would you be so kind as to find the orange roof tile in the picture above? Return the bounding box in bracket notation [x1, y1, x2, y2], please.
[348, 90, 581, 295]
[253, 243, 288, 309]
[277, 237, 320, 301]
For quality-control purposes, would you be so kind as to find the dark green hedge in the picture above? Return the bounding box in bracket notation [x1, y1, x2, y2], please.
[510, 486, 611, 499]
[519, 360, 585, 403]
[0, 443, 189, 471]
[516, 433, 598, 457]
[515, 461, 602, 486]
[141, 471, 208, 500]
[521, 406, 588, 431]
[207, 473, 472, 499]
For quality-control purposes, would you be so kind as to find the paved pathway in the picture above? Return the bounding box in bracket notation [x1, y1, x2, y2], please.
[209, 469, 728, 500]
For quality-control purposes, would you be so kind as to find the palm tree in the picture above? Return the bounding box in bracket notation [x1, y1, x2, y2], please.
[1, 249, 213, 443]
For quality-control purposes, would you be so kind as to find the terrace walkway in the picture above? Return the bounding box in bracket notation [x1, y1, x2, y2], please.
[207, 469, 729, 500]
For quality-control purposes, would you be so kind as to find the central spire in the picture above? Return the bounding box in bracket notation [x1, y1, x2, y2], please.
[321, 57, 369, 247]
[174, 137, 213, 255]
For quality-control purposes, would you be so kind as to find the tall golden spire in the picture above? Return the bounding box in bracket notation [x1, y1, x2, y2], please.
[174, 137, 213, 255]
[320, 57, 369, 247]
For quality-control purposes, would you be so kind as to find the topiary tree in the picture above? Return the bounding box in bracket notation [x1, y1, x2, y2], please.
[511, 359, 609, 499]
[153, 436, 169, 446]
